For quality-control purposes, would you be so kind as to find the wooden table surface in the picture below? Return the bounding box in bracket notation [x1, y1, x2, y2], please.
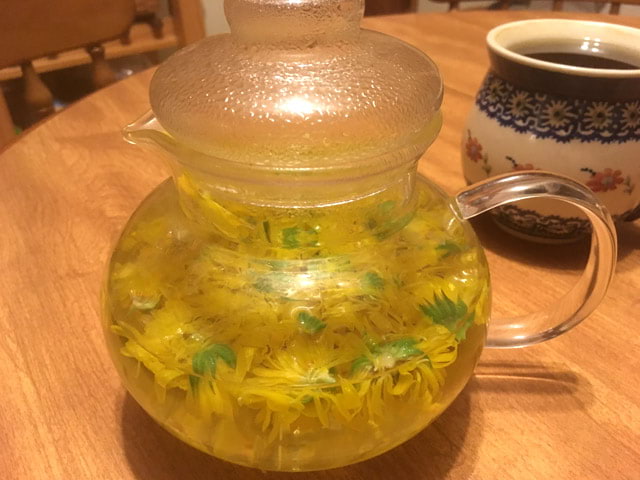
[1, 10, 639, 480]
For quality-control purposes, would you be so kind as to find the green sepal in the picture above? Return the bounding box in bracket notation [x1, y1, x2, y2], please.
[297, 311, 326, 334]
[262, 221, 272, 243]
[191, 343, 237, 386]
[351, 355, 374, 374]
[363, 272, 384, 291]
[282, 227, 300, 249]
[420, 292, 472, 340]
[376, 338, 422, 360]
[436, 241, 462, 258]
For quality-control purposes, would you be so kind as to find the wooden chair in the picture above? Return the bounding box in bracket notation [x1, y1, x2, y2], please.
[552, 0, 640, 14]
[0, 0, 135, 147]
[429, 0, 640, 13]
[121, 0, 206, 50]
[365, 0, 419, 15]
[0, 0, 205, 149]
[426, 0, 509, 9]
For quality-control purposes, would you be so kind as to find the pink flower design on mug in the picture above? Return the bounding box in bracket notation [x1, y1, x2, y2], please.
[465, 131, 483, 162]
[514, 163, 535, 171]
[506, 156, 538, 171]
[581, 167, 624, 192]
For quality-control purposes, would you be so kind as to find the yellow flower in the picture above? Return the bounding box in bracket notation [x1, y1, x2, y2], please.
[106, 171, 491, 451]
[177, 173, 254, 240]
[250, 336, 349, 387]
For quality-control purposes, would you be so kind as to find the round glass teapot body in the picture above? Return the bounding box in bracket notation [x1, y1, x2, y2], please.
[103, 0, 485, 469]
[104, 164, 490, 471]
[103, 0, 617, 472]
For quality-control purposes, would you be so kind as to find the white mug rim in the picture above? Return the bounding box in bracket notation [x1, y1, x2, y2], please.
[487, 19, 640, 79]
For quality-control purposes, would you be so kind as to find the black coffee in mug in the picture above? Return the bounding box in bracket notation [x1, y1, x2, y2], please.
[525, 52, 639, 70]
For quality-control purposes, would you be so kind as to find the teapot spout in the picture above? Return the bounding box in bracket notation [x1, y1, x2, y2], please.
[123, 110, 176, 154]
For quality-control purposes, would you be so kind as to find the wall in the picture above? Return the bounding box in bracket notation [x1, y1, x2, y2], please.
[203, 0, 230, 34]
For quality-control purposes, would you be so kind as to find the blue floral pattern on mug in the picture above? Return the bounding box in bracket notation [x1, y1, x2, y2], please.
[476, 73, 640, 144]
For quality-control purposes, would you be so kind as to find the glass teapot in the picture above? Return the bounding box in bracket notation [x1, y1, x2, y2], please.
[103, 0, 617, 472]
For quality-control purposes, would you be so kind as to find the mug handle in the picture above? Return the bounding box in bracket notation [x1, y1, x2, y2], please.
[455, 171, 617, 348]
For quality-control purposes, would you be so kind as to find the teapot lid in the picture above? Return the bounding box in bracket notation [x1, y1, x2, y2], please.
[149, 0, 443, 169]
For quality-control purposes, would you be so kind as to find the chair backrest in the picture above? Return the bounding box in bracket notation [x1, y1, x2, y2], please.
[170, 0, 206, 46]
[0, 0, 135, 149]
[553, 0, 640, 14]
[365, 0, 418, 15]
[428, 0, 640, 13]
[0, 0, 135, 69]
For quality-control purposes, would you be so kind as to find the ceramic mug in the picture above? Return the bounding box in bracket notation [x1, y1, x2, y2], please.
[462, 19, 640, 242]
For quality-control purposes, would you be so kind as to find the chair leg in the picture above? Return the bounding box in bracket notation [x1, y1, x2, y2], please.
[120, 27, 132, 45]
[149, 15, 164, 38]
[0, 91, 15, 148]
[21, 62, 54, 123]
[87, 45, 117, 90]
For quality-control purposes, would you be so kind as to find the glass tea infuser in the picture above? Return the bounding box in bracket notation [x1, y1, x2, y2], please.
[103, 0, 617, 471]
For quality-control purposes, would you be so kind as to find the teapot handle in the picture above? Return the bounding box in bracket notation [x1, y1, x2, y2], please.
[454, 171, 617, 348]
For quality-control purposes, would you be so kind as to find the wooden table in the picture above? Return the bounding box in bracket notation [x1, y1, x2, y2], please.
[1, 10, 638, 480]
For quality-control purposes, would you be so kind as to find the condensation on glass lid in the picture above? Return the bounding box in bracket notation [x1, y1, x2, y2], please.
[149, 0, 443, 167]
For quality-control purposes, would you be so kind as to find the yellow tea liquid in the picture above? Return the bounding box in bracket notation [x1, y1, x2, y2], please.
[104, 175, 490, 471]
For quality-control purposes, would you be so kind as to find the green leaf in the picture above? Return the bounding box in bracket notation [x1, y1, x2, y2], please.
[436, 241, 462, 258]
[419, 292, 471, 340]
[297, 311, 326, 334]
[191, 343, 237, 387]
[363, 272, 384, 291]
